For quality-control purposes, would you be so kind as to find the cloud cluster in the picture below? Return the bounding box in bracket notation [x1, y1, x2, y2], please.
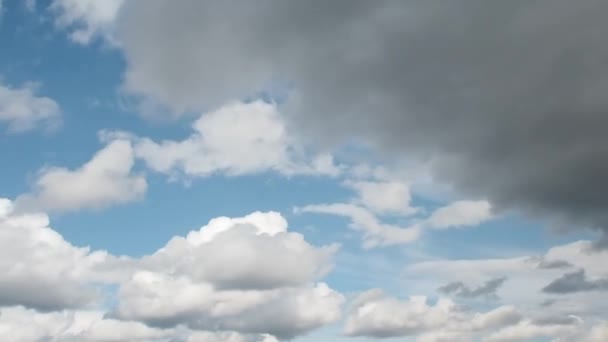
[297, 194, 492, 248]
[115, 211, 343, 339]
[344, 289, 521, 340]
[0, 198, 343, 340]
[343, 288, 608, 341]
[407, 239, 608, 328]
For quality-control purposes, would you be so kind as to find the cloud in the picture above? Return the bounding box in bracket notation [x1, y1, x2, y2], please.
[543, 269, 608, 294]
[297, 199, 492, 248]
[485, 316, 583, 342]
[345, 180, 417, 216]
[343, 289, 521, 339]
[50, 0, 124, 44]
[139, 211, 338, 290]
[297, 203, 421, 249]
[532, 257, 573, 269]
[0, 306, 174, 342]
[0, 82, 60, 133]
[0, 199, 122, 311]
[95, 0, 608, 240]
[115, 273, 342, 340]
[343, 288, 605, 341]
[132, 101, 340, 179]
[185, 331, 278, 342]
[425, 200, 492, 230]
[0, 306, 286, 342]
[588, 322, 608, 342]
[0, 199, 344, 339]
[407, 240, 608, 325]
[16, 139, 147, 212]
[114, 211, 343, 339]
[438, 276, 507, 300]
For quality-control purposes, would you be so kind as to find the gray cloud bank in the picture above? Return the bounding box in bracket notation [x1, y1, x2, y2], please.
[543, 269, 608, 294]
[113, 0, 608, 238]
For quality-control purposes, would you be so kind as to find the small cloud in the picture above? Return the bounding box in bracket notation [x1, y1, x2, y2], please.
[438, 276, 507, 300]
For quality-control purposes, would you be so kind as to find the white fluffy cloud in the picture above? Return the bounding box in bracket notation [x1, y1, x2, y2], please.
[115, 211, 343, 339]
[133, 101, 340, 179]
[16, 139, 147, 212]
[141, 212, 337, 290]
[0, 200, 344, 340]
[0, 82, 60, 133]
[0, 199, 123, 311]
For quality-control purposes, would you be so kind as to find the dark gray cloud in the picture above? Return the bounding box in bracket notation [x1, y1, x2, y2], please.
[438, 276, 506, 299]
[530, 257, 573, 269]
[116, 1, 608, 237]
[532, 315, 580, 326]
[543, 269, 608, 294]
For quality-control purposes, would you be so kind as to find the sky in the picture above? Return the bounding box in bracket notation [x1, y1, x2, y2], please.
[1, 1, 608, 341]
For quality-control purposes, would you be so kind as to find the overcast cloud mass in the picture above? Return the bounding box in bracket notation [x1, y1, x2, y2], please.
[110, 0, 608, 237]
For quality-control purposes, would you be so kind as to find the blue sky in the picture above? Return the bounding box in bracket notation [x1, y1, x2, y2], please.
[1, 1, 608, 341]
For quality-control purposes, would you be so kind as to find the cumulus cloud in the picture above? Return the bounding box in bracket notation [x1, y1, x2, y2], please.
[343, 289, 521, 339]
[0, 82, 60, 133]
[132, 101, 340, 179]
[85, 0, 608, 241]
[114, 211, 343, 339]
[16, 139, 147, 212]
[438, 277, 507, 300]
[0, 198, 123, 311]
[115, 273, 342, 340]
[139, 211, 337, 290]
[0, 200, 344, 339]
